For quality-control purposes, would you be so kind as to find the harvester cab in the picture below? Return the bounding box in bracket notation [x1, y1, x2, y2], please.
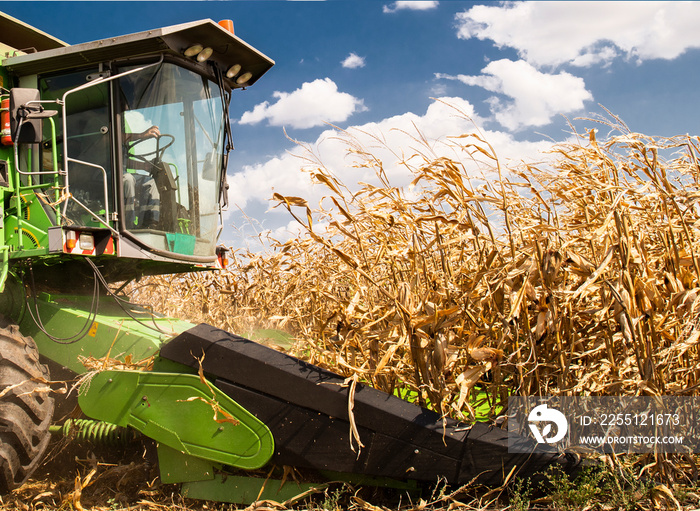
[0, 12, 578, 505]
[0, 16, 273, 288]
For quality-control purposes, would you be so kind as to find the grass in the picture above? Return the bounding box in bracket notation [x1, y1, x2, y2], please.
[34, 104, 700, 509]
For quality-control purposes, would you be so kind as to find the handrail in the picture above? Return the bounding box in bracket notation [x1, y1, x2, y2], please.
[12, 105, 62, 177]
[10, 57, 164, 238]
[12, 115, 62, 235]
[56, 57, 164, 232]
[61, 193, 119, 236]
[60, 57, 164, 202]
[63, 157, 112, 228]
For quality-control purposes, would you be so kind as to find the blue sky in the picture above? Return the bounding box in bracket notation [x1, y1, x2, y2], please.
[4, 1, 700, 249]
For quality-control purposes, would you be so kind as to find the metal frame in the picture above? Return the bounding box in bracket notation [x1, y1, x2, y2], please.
[59, 58, 164, 236]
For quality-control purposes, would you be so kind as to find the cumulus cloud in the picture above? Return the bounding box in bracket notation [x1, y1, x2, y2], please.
[383, 1, 439, 14]
[239, 78, 366, 129]
[455, 1, 700, 68]
[342, 52, 366, 69]
[228, 97, 553, 213]
[437, 59, 592, 130]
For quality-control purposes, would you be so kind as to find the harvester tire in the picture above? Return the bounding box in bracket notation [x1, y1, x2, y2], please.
[0, 322, 54, 493]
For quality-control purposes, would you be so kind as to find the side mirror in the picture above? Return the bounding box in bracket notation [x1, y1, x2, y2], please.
[201, 151, 219, 181]
[10, 88, 57, 144]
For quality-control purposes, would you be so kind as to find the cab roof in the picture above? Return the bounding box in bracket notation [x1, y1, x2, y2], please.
[0, 11, 68, 53]
[2, 18, 274, 88]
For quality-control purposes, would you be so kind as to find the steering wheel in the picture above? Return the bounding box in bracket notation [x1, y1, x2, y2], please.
[128, 133, 175, 165]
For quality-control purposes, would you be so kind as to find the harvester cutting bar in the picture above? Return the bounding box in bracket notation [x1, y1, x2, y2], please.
[159, 324, 579, 486]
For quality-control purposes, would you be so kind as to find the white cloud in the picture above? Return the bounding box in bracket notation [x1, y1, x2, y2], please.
[239, 78, 366, 129]
[437, 59, 592, 130]
[455, 1, 700, 68]
[228, 97, 553, 216]
[342, 52, 366, 69]
[383, 1, 439, 14]
[263, 220, 306, 244]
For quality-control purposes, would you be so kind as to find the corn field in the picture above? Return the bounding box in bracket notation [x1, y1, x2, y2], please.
[131, 110, 700, 428]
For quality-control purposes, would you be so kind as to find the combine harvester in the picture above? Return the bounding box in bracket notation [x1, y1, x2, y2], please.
[0, 12, 577, 504]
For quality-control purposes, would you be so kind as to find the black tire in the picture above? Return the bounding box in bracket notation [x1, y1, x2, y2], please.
[0, 322, 54, 492]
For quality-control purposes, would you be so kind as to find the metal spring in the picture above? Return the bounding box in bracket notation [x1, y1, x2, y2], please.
[50, 419, 138, 447]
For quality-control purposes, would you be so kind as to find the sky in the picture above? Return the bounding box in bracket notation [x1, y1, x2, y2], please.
[4, 1, 700, 250]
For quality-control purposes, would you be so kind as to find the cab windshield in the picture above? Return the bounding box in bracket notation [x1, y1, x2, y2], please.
[118, 62, 225, 258]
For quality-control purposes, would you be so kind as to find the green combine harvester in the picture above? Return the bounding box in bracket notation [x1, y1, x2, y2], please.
[0, 12, 578, 504]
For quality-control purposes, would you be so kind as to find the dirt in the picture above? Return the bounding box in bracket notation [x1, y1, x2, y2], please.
[4, 437, 194, 511]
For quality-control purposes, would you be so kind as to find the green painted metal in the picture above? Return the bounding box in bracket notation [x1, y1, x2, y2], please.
[181, 473, 325, 505]
[0, 187, 53, 257]
[156, 426, 319, 506]
[157, 444, 218, 484]
[0, 277, 191, 373]
[151, 356, 198, 375]
[78, 369, 275, 470]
